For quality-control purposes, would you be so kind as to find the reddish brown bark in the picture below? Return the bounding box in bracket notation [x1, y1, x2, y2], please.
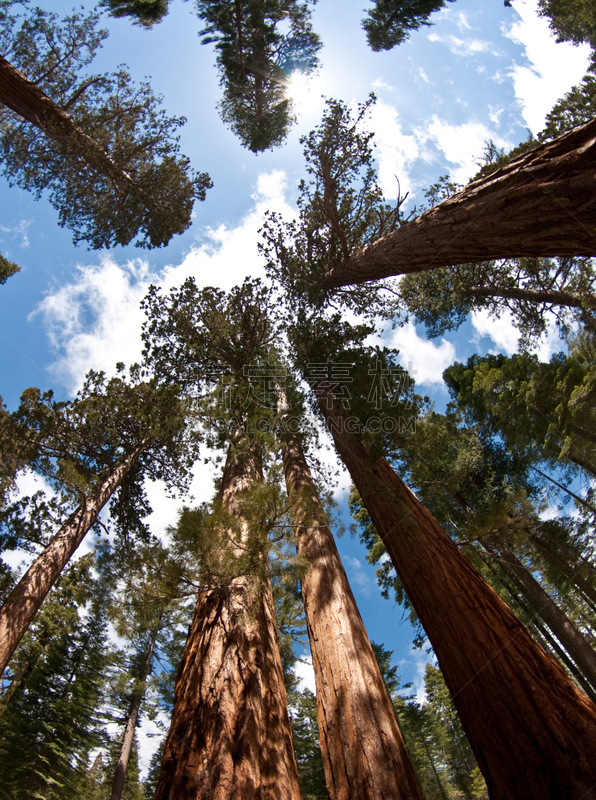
[321, 119, 596, 289]
[154, 439, 301, 800]
[0, 55, 150, 202]
[0, 443, 146, 677]
[280, 418, 423, 800]
[492, 542, 596, 695]
[317, 393, 596, 800]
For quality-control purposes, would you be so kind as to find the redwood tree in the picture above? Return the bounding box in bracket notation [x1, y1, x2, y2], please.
[278, 390, 423, 800]
[0, 371, 195, 675]
[320, 117, 596, 289]
[153, 433, 301, 800]
[0, 4, 211, 248]
[310, 380, 596, 799]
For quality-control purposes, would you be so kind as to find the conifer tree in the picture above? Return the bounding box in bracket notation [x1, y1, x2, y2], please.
[0, 2, 211, 248]
[196, 0, 321, 151]
[362, 0, 455, 51]
[0, 559, 113, 800]
[278, 386, 423, 800]
[264, 96, 596, 798]
[0, 370, 197, 675]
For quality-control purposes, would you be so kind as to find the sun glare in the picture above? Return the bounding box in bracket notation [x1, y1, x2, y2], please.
[285, 70, 317, 110]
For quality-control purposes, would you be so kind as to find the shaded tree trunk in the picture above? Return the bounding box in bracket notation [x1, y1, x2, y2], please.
[472, 543, 596, 704]
[279, 408, 423, 800]
[154, 438, 301, 800]
[0, 55, 152, 204]
[490, 541, 596, 695]
[321, 119, 596, 288]
[110, 627, 158, 800]
[465, 284, 595, 308]
[0, 443, 146, 676]
[316, 390, 596, 800]
[530, 531, 596, 609]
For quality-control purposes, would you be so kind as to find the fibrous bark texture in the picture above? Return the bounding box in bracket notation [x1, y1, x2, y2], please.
[281, 423, 423, 800]
[0, 444, 146, 676]
[317, 393, 596, 800]
[321, 119, 596, 288]
[153, 440, 301, 800]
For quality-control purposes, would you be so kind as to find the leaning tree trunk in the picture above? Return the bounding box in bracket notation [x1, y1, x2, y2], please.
[0, 442, 146, 676]
[110, 625, 159, 800]
[321, 118, 596, 288]
[315, 390, 596, 800]
[279, 409, 423, 800]
[0, 55, 152, 206]
[153, 437, 301, 800]
[489, 540, 596, 696]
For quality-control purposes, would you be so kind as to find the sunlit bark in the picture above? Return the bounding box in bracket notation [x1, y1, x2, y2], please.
[321, 119, 596, 289]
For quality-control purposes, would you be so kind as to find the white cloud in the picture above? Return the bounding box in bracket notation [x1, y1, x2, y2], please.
[366, 101, 420, 200]
[425, 116, 510, 183]
[32, 171, 295, 392]
[455, 11, 473, 32]
[0, 218, 31, 249]
[470, 308, 563, 359]
[384, 322, 457, 388]
[399, 647, 435, 705]
[428, 32, 497, 57]
[344, 555, 373, 598]
[295, 654, 317, 694]
[505, 0, 591, 133]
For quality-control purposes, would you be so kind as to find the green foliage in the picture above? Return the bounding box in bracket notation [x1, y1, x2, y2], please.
[9, 369, 198, 540]
[0, 3, 211, 248]
[0, 561, 113, 800]
[372, 643, 487, 799]
[196, 0, 321, 151]
[396, 256, 596, 349]
[100, 0, 172, 26]
[261, 95, 405, 313]
[443, 337, 596, 480]
[0, 252, 19, 285]
[289, 687, 329, 799]
[538, 0, 596, 47]
[362, 0, 455, 51]
[348, 486, 425, 647]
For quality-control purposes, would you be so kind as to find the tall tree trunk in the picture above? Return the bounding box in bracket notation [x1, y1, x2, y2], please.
[154, 437, 301, 800]
[321, 118, 596, 288]
[110, 626, 158, 800]
[316, 391, 596, 800]
[279, 407, 423, 800]
[0, 55, 153, 205]
[0, 443, 146, 676]
[490, 541, 596, 694]
[472, 544, 596, 704]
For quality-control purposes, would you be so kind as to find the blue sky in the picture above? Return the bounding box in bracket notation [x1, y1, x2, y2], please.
[0, 0, 593, 769]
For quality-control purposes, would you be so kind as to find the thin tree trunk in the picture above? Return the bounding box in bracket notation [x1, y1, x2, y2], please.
[475, 544, 596, 704]
[316, 391, 596, 800]
[154, 437, 301, 800]
[321, 118, 596, 288]
[530, 531, 596, 609]
[279, 405, 423, 800]
[465, 284, 594, 308]
[491, 541, 596, 694]
[0, 55, 152, 205]
[110, 627, 158, 800]
[0, 443, 146, 677]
